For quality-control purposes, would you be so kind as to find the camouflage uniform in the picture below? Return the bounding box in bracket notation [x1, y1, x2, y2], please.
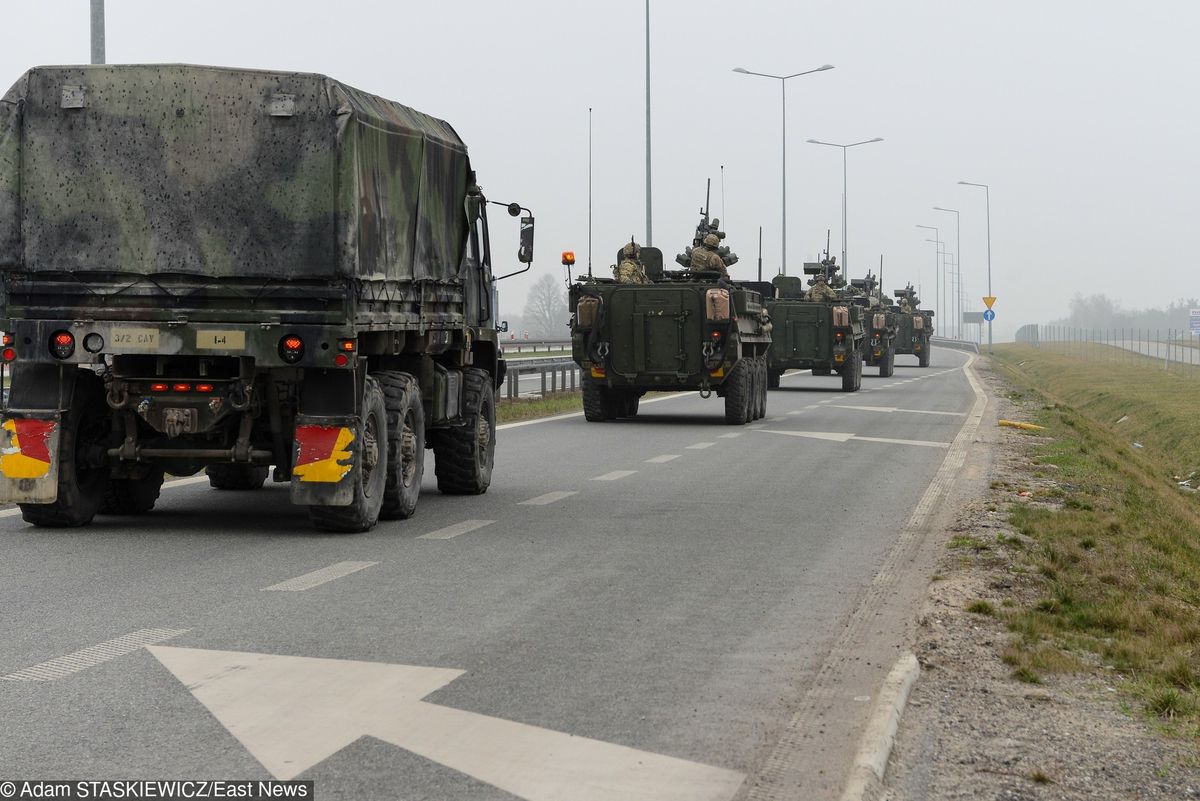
[613, 241, 650, 284]
[898, 298, 912, 313]
[688, 233, 728, 277]
[806, 276, 838, 302]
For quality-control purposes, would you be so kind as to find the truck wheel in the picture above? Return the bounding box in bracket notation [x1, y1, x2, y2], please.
[842, 350, 863, 393]
[767, 368, 782, 390]
[20, 371, 110, 527]
[881, 346, 896, 378]
[918, 341, 931, 368]
[378, 371, 424, 520]
[309, 376, 388, 532]
[582, 379, 615, 422]
[207, 464, 269, 490]
[723, 360, 751, 425]
[434, 368, 495, 495]
[757, 359, 768, 418]
[100, 468, 164, 515]
[622, 392, 640, 418]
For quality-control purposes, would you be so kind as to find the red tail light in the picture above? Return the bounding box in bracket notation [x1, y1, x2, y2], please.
[2, 347, 15, 362]
[334, 353, 349, 367]
[195, 383, 214, 393]
[279, 335, 305, 363]
[50, 330, 75, 359]
[150, 383, 169, 393]
[172, 383, 192, 393]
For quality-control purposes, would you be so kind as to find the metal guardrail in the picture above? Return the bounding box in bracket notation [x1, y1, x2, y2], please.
[931, 336, 981, 354]
[502, 356, 579, 401]
[500, 337, 572, 354]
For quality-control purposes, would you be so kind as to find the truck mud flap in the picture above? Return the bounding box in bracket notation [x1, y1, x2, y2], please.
[0, 411, 62, 503]
[290, 415, 361, 507]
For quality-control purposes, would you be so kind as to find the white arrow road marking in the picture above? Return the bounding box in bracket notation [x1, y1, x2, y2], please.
[419, 519, 496, 540]
[148, 646, 744, 801]
[756, 430, 949, 448]
[518, 491, 578, 506]
[261, 561, 379, 592]
[1, 628, 187, 682]
[829, 404, 967, 417]
[591, 470, 638, 481]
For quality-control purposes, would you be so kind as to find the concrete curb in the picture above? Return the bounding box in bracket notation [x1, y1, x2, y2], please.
[839, 652, 921, 801]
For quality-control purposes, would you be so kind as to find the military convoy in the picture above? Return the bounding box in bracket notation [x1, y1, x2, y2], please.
[849, 272, 897, 378]
[569, 214, 771, 425]
[0, 65, 532, 531]
[765, 260, 866, 392]
[892, 285, 936, 367]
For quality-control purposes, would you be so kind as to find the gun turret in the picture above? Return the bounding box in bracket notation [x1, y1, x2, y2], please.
[675, 184, 740, 269]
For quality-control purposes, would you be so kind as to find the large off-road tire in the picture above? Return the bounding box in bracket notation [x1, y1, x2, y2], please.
[881, 345, 896, 378]
[757, 358, 768, 418]
[309, 375, 388, 533]
[377, 371, 424, 520]
[100, 468, 164, 515]
[842, 350, 863, 393]
[20, 371, 110, 527]
[433, 368, 495, 495]
[918, 340, 931, 368]
[582, 379, 617, 422]
[207, 464, 269, 490]
[723, 359, 751, 425]
[622, 392, 641, 418]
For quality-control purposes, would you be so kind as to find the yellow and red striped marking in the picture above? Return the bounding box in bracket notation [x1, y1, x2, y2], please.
[292, 425, 355, 483]
[0, 418, 56, 479]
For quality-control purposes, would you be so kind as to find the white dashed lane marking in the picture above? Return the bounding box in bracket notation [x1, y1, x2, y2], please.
[685, 442, 716, 450]
[261, 561, 379, 591]
[718, 433, 743, 439]
[419, 520, 496, 540]
[591, 470, 638, 481]
[518, 491, 578, 506]
[645, 454, 680, 463]
[0, 628, 187, 682]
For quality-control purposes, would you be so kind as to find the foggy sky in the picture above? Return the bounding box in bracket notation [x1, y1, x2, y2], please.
[4, 1, 1197, 341]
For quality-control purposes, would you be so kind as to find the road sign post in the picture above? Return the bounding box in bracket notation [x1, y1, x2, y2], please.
[982, 309, 996, 322]
[1190, 308, 1200, 335]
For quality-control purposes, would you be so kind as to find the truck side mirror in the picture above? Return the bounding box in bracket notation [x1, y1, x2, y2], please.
[518, 216, 535, 264]
[498, 321, 509, 333]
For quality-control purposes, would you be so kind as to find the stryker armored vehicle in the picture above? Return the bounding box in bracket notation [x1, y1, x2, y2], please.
[765, 258, 865, 392]
[0, 65, 533, 531]
[570, 239, 771, 425]
[848, 271, 897, 377]
[892, 284, 935, 367]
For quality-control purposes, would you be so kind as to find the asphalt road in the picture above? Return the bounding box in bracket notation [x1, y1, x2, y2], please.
[0, 348, 979, 801]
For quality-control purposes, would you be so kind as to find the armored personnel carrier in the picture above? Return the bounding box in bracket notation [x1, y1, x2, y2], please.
[848, 272, 897, 377]
[765, 259, 865, 392]
[0, 65, 533, 531]
[892, 285, 935, 367]
[570, 240, 771, 425]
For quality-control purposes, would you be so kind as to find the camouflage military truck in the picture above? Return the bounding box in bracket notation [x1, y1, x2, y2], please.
[892, 285, 935, 367]
[848, 272, 897, 377]
[0, 65, 533, 531]
[765, 262, 865, 392]
[570, 245, 771, 425]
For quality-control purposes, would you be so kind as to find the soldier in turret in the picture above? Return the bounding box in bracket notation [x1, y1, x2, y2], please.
[614, 241, 651, 284]
[806, 272, 838, 302]
[898, 295, 913, 313]
[688, 233, 728, 278]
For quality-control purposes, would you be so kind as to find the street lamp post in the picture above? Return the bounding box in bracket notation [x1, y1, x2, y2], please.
[932, 206, 960, 338]
[959, 181, 992, 353]
[733, 63, 835, 274]
[916, 224, 940, 319]
[91, 0, 105, 64]
[925, 239, 949, 329]
[807, 137, 884, 274]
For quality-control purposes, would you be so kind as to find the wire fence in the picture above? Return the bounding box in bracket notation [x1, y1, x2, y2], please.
[1027, 325, 1200, 378]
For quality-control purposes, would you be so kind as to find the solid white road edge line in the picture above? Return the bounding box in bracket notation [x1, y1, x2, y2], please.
[0, 628, 188, 682]
[839, 654, 921, 801]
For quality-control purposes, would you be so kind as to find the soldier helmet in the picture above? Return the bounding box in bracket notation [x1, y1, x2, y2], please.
[703, 233, 720, 248]
[815, 272, 828, 282]
[622, 241, 640, 258]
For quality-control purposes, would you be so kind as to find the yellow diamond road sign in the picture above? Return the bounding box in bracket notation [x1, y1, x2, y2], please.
[983, 296, 997, 309]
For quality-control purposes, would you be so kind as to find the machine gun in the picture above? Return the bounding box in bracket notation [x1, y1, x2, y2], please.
[893, 283, 921, 308]
[675, 179, 739, 268]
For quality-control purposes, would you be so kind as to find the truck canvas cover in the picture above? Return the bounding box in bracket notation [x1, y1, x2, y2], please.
[0, 64, 471, 282]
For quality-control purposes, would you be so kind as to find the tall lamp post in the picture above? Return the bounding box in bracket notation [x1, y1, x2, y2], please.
[91, 0, 105, 64]
[732, 63, 835, 274]
[806, 137, 884, 274]
[932, 206, 960, 338]
[916, 224, 940, 319]
[925, 239, 949, 328]
[959, 181, 992, 353]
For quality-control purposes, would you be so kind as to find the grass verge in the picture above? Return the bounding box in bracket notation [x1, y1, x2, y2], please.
[497, 391, 581, 424]
[992, 344, 1200, 735]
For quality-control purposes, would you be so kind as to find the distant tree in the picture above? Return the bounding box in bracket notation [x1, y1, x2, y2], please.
[1052, 293, 1198, 331]
[522, 274, 569, 337]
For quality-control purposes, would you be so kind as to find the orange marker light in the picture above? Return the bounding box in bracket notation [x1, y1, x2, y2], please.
[150, 383, 169, 392]
[562, 251, 576, 266]
[3, 334, 14, 346]
[195, 383, 214, 393]
[173, 383, 192, 393]
[339, 339, 356, 352]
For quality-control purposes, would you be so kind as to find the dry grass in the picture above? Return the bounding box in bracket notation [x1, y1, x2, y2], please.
[497, 391, 582, 424]
[994, 345, 1200, 734]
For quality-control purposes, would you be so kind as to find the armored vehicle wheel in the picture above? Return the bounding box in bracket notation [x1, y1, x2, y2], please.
[622, 392, 641, 418]
[433, 368, 495, 495]
[842, 350, 863, 393]
[767, 368, 782, 390]
[723, 359, 752, 425]
[582, 379, 616, 422]
[745, 361, 759, 421]
[757, 359, 768, 418]
[918, 341, 931, 368]
[880, 346, 896, 378]
[20, 371, 110, 528]
[378, 371, 424, 520]
[309, 376, 388, 532]
[207, 464, 269, 490]
[100, 467, 164, 515]
[812, 366, 832, 377]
